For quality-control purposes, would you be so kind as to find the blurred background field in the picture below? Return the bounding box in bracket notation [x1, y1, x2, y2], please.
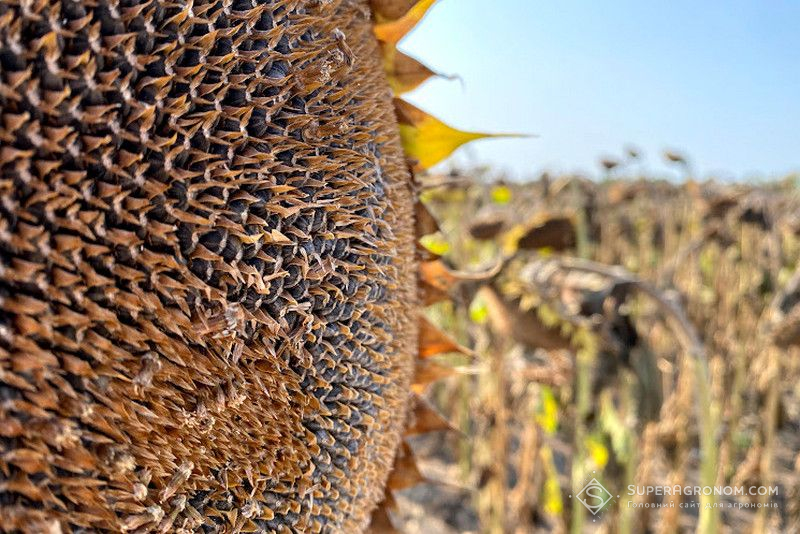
[393, 165, 800, 533]
[385, 2, 800, 532]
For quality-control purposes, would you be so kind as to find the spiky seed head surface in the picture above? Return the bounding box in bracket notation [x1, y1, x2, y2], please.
[0, 0, 417, 532]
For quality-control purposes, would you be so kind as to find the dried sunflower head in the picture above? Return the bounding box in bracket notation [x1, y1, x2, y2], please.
[0, 0, 416, 532]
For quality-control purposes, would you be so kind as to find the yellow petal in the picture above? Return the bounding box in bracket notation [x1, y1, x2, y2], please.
[419, 232, 450, 256]
[490, 184, 512, 204]
[468, 294, 489, 324]
[586, 435, 610, 469]
[536, 386, 559, 434]
[542, 474, 564, 515]
[374, 0, 438, 45]
[541, 447, 564, 516]
[395, 99, 526, 170]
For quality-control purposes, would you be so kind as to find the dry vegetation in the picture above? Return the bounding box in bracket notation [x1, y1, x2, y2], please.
[396, 171, 800, 534]
[2, 0, 796, 531]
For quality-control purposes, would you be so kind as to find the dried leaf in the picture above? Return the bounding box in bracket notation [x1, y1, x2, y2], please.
[420, 259, 501, 291]
[367, 503, 401, 534]
[418, 315, 471, 358]
[370, 0, 419, 22]
[385, 442, 424, 490]
[419, 278, 449, 306]
[773, 306, 800, 348]
[599, 157, 619, 171]
[664, 150, 688, 165]
[411, 360, 457, 393]
[478, 286, 571, 351]
[468, 214, 506, 240]
[382, 45, 441, 94]
[516, 215, 577, 252]
[704, 194, 740, 221]
[419, 259, 455, 305]
[419, 258, 502, 305]
[415, 200, 440, 238]
[406, 395, 456, 435]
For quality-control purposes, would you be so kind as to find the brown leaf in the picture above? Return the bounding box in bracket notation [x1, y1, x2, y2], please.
[599, 157, 619, 171]
[411, 359, 458, 393]
[367, 503, 401, 534]
[370, 0, 419, 21]
[478, 286, 571, 351]
[517, 215, 576, 251]
[468, 215, 506, 240]
[703, 194, 740, 221]
[773, 306, 800, 348]
[418, 315, 471, 359]
[405, 394, 456, 435]
[415, 200, 440, 239]
[664, 150, 688, 165]
[385, 442, 424, 491]
[419, 280, 449, 306]
[382, 45, 439, 94]
[419, 258, 502, 305]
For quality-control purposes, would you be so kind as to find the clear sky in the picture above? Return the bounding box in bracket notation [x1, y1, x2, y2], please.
[400, 0, 800, 181]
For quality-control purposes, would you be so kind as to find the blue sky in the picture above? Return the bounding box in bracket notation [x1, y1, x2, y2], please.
[400, 0, 800, 181]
